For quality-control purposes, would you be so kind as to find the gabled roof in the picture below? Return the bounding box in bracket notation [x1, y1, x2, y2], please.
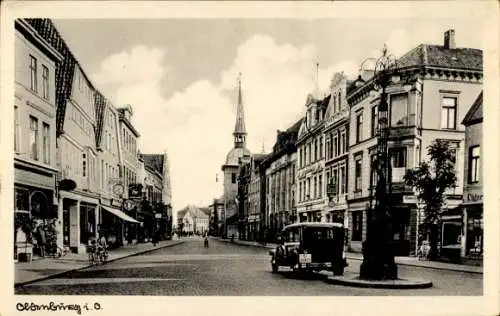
[94, 91, 107, 149]
[397, 44, 482, 71]
[25, 18, 77, 136]
[141, 154, 164, 174]
[177, 205, 210, 220]
[462, 91, 483, 126]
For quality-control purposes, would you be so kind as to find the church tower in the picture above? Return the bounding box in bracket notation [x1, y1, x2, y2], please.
[233, 74, 247, 149]
[220, 74, 251, 235]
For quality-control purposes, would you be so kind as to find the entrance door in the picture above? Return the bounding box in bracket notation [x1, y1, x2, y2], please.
[63, 209, 70, 246]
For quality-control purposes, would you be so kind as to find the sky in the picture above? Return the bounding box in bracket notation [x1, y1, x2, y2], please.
[52, 17, 483, 213]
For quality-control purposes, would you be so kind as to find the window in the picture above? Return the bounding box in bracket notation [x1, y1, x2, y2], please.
[306, 178, 311, 199]
[352, 211, 363, 241]
[313, 177, 317, 198]
[340, 165, 346, 195]
[469, 146, 480, 183]
[82, 153, 87, 177]
[371, 105, 378, 137]
[314, 139, 318, 161]
[340, 131, 346, 154]
[319, 136, 323, 159]
[29, 116, 38, 160]
[356, 112, 363, 143]
[332, 134, 337, 158]
[390, 147, 407, 168]
[325, 136, 331, 160]
[42, 123, 50, 164]
[332, 168, 338, 197]
[319, 175, 323, 197]
[370, 154, 377, 188]
[232, 173, 237, 184]
[390, 94, 408, 126]
[30, 55, 37, 92]
[338, 91, 342, 108]
[355, 156, 362, 192]
[336, 132, 340, 156]
[441, 97, 457, 129]
[14, 106, 19, 152]
[42, 65, 49, 100]
[308, 143, 312, 164]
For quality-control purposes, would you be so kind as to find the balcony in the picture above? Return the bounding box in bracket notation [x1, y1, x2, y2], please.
[391, 167, 412, 193]
[388, 124, 417, 140]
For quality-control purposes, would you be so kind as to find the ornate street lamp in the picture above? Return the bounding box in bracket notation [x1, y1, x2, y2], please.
[358, 45, 404, 280]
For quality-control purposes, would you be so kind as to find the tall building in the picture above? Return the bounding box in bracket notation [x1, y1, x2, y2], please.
[26, 19, 105, 254]
[441, 91, 483, 262]
[13, 19, 63, 259]
[296, 94, 329, 223]
[345, 29, 482, 256]
[117, 105, 141, 244]
[259, 118, 302, 242]
[221, 76, 251, 237]
[323, 72, 351, 226]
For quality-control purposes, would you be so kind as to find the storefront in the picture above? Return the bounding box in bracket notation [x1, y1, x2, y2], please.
[461, 201, 483, 260]
[100, 204, 140, 248]
[14, 159, 58, 260]
[58, 191, 99, 254]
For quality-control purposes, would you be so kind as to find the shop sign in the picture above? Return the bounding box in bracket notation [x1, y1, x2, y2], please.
[123, 199, 135, 211]
[466, 193, 483, 202]
[403, 195, 417, 204]
[111, 198, 123, 208]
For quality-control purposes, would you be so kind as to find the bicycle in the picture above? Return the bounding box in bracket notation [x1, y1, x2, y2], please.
[45, 243, 68, 258]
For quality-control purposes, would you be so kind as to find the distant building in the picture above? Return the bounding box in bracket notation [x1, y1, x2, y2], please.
[177, 205, 210, 235]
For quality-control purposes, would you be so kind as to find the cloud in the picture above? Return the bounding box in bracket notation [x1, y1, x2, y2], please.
[92, 28, 435, 213]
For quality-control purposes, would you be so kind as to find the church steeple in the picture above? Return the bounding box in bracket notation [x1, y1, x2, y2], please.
[233, 73, 247, 148]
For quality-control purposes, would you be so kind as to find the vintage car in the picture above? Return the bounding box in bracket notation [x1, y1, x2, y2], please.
[269, 222, 348, 275]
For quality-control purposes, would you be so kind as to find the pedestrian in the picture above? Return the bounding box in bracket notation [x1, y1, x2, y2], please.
[36, 224, 46, 257]
[152, 229, 157, 246]
[204, 235, 209, 248]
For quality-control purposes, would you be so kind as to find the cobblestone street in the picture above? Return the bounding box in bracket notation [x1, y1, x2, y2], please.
[15, 238, 482, 296]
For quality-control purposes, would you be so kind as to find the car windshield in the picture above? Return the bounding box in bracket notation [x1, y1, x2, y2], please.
[303, 227, 334, 244]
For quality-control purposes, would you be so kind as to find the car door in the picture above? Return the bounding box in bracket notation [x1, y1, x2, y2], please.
[283, 227, 300, 265]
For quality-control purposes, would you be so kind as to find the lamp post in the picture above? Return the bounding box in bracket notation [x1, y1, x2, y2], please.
[359, 45, 402, 280]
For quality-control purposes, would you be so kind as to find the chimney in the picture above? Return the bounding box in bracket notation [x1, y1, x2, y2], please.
[444, 29, 456, 49]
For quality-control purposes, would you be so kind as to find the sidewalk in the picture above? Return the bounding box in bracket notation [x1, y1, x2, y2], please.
[15, 239, 185, 286]
[215, 237, 483, 274]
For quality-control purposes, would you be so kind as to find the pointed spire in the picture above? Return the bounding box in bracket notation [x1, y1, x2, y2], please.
[261, 141, 265, 154]
[233, 72, 247, 148]
[314, 61, 321, 99]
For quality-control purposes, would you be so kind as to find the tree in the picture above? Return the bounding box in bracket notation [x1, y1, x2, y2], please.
[404, 139, 457, 260]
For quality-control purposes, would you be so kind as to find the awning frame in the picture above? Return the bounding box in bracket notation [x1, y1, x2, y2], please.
[101, 205, 140, 223]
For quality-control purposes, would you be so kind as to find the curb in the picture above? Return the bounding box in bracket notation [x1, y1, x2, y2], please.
[345, 255, 483, 274]
[215, 237, 274, 249]
[14, 240, 185, 288]
[216, 238, 482, 274]
[325, 275, 433, 289]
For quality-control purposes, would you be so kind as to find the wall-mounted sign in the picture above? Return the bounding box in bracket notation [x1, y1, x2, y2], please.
[112, 183, 124, 196]
[111, 198, 123, 208]
[123, 199, 135, 211]
[155, 213, 162, 219]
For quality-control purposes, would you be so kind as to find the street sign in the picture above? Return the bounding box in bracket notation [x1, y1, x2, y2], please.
[155, 213, 162, 219]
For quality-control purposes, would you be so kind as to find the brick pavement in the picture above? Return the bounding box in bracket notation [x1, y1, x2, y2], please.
[215, 237, 483, 274]
[15, 239, 185, 286]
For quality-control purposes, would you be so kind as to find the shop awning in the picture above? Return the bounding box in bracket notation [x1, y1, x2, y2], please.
[101, 206, 139, 223]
